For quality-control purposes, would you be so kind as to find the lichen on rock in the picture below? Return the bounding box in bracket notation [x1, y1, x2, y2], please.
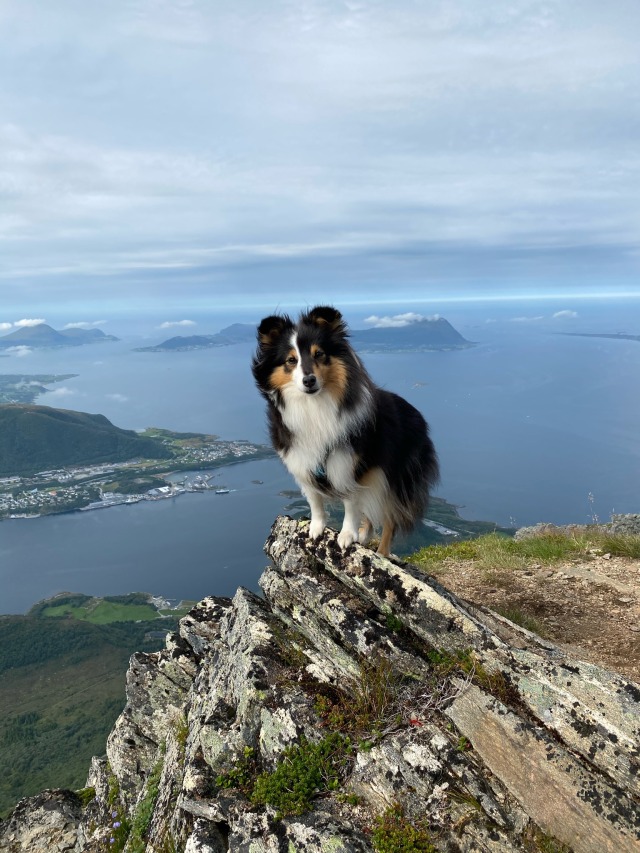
[1, 516, 639, 853]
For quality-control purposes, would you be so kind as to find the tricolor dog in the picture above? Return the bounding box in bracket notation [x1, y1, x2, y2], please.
[252, 306, 439, 556]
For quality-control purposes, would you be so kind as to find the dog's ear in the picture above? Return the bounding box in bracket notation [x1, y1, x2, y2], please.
[307, 306, 345, 333]
[257, 314, 293, 346]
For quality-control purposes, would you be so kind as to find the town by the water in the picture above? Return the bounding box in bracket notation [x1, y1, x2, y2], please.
[0, 431, 273, 520]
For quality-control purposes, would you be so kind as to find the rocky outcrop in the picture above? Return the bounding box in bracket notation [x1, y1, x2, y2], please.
[2, 516, 639, 852]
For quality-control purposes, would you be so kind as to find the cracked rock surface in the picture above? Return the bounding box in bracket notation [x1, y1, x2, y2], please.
[1, 517, 639, 852]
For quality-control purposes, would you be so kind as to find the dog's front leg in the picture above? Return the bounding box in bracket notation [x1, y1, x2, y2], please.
[338, 497, 361, 549]
[304, 487, 327, 539]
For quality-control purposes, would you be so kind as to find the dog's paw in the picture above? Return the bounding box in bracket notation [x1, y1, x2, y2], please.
[308, 518, 327, 540]
[337, 528, 358, 549]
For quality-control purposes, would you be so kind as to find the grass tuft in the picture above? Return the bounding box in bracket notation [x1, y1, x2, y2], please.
[408, 529, 640, 574]
[371, 804, 437, 853]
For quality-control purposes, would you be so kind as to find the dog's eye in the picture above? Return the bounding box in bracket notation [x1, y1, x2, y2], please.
[286, 356, 297, 366]
[314, 349, 325, 359]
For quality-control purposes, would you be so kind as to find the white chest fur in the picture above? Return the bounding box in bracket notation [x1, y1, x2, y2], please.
[276, 386, 367, 493]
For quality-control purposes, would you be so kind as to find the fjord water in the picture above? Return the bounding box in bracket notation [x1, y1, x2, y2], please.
[1, 300, 638, 613]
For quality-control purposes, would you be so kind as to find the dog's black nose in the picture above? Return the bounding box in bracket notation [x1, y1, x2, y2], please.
[302, 373, 317, 389]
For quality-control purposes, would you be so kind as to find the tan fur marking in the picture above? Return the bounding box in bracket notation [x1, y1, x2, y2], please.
[269, 365, 294, 390]
[321, 357, 348, 403]
[358, 467, 381, 488]
[359, 517, 373, 545]
[378, 522, 395, 557]
[310, 312, 342, 331]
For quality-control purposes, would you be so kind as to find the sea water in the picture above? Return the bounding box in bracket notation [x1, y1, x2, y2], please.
[0, 300, 638, 613]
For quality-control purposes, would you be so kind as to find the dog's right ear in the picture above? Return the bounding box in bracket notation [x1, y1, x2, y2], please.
[257, 314, 293, 346]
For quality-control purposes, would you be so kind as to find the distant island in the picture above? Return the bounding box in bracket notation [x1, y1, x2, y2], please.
[350, 317, 473, 352]
[0, 374, 79, 405]
[560, 332, 640, 343]
[0, 324, 118, 350]
[0, 404, 273, 519]
[135, 323, 256, 352]
[137, 317, 473, 353]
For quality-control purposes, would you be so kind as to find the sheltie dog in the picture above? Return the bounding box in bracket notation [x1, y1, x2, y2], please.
[252, 306, 439, 556]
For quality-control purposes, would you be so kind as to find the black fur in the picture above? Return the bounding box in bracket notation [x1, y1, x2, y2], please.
[252, 305, 439, 550]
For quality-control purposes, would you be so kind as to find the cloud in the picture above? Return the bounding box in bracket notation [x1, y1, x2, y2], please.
[6, 345, 32, 357]
[552, 310, 578, 319]
[0, 323, 11, 331]
[158, 320, 197, 329]
[63, 320, 106, 329]
[0, 2, 640, 308]
[48, 386, 75, 397]
[364, 312, 440, 328]
[15, 318, 46, 328]
[509, 316, 545, 323]
[105, 393, 128, 403]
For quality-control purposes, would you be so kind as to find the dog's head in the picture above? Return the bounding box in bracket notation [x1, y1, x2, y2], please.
[252, 306, 351, 402]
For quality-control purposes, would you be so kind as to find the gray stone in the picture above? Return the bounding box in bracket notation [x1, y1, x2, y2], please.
[3, 515, 639, 853]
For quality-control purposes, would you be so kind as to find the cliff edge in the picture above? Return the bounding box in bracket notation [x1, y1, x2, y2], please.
[1, 516, 639, 852]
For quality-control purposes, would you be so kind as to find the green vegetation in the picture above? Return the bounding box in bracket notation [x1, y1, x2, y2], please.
[127, 752, 165, 853]
[371, 804, 437, 853]
[494, 606, 548, 637]
[0, 593, 181, 817]
[216, 746, 257, 794]
[0, 414, 273, 518]
[0, 404, 173, 477]
[75, 786, 96, 807]
[40, 599, 160, 624]
[524, 826, 573, 853]
[106, 770, 131, 852]
[408, 529, 640, 574]
[251, 733, 351, 819]
[314, 656, 403, 739]
[424, 646, 511, 703]
[101, 472, 168, 494]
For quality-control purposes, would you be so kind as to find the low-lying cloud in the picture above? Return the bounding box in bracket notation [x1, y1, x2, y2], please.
[158, 320, 197, 329]
[15, 318, 46, 328]
[63, 320, 106, 329]
[364, 312, 440, 328]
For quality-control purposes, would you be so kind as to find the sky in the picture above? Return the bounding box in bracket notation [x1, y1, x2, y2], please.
[1, 0, 640, 323]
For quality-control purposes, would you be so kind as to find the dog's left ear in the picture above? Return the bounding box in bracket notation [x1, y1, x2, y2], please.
[307, 306, 345, 333]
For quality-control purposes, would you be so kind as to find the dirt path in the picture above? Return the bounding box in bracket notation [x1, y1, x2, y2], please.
[427, 553, 640, 682]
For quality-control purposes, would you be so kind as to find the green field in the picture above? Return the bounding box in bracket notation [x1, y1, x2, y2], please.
[0, 593, 190, 817]
[41, 600, 161, 624]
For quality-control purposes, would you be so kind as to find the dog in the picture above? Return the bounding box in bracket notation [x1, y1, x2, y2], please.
[252, 305, 439, 556]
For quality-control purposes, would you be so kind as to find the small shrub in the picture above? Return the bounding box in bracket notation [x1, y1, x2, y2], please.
[385, 613, 405, 633]
[75, 786, 96, 807]
[216, 746, 257, 794]
[251, 733, 351, 819]
[315, 656, 403, 738]
[371, 804, 437, 853]
[455, 736, 471, 752]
